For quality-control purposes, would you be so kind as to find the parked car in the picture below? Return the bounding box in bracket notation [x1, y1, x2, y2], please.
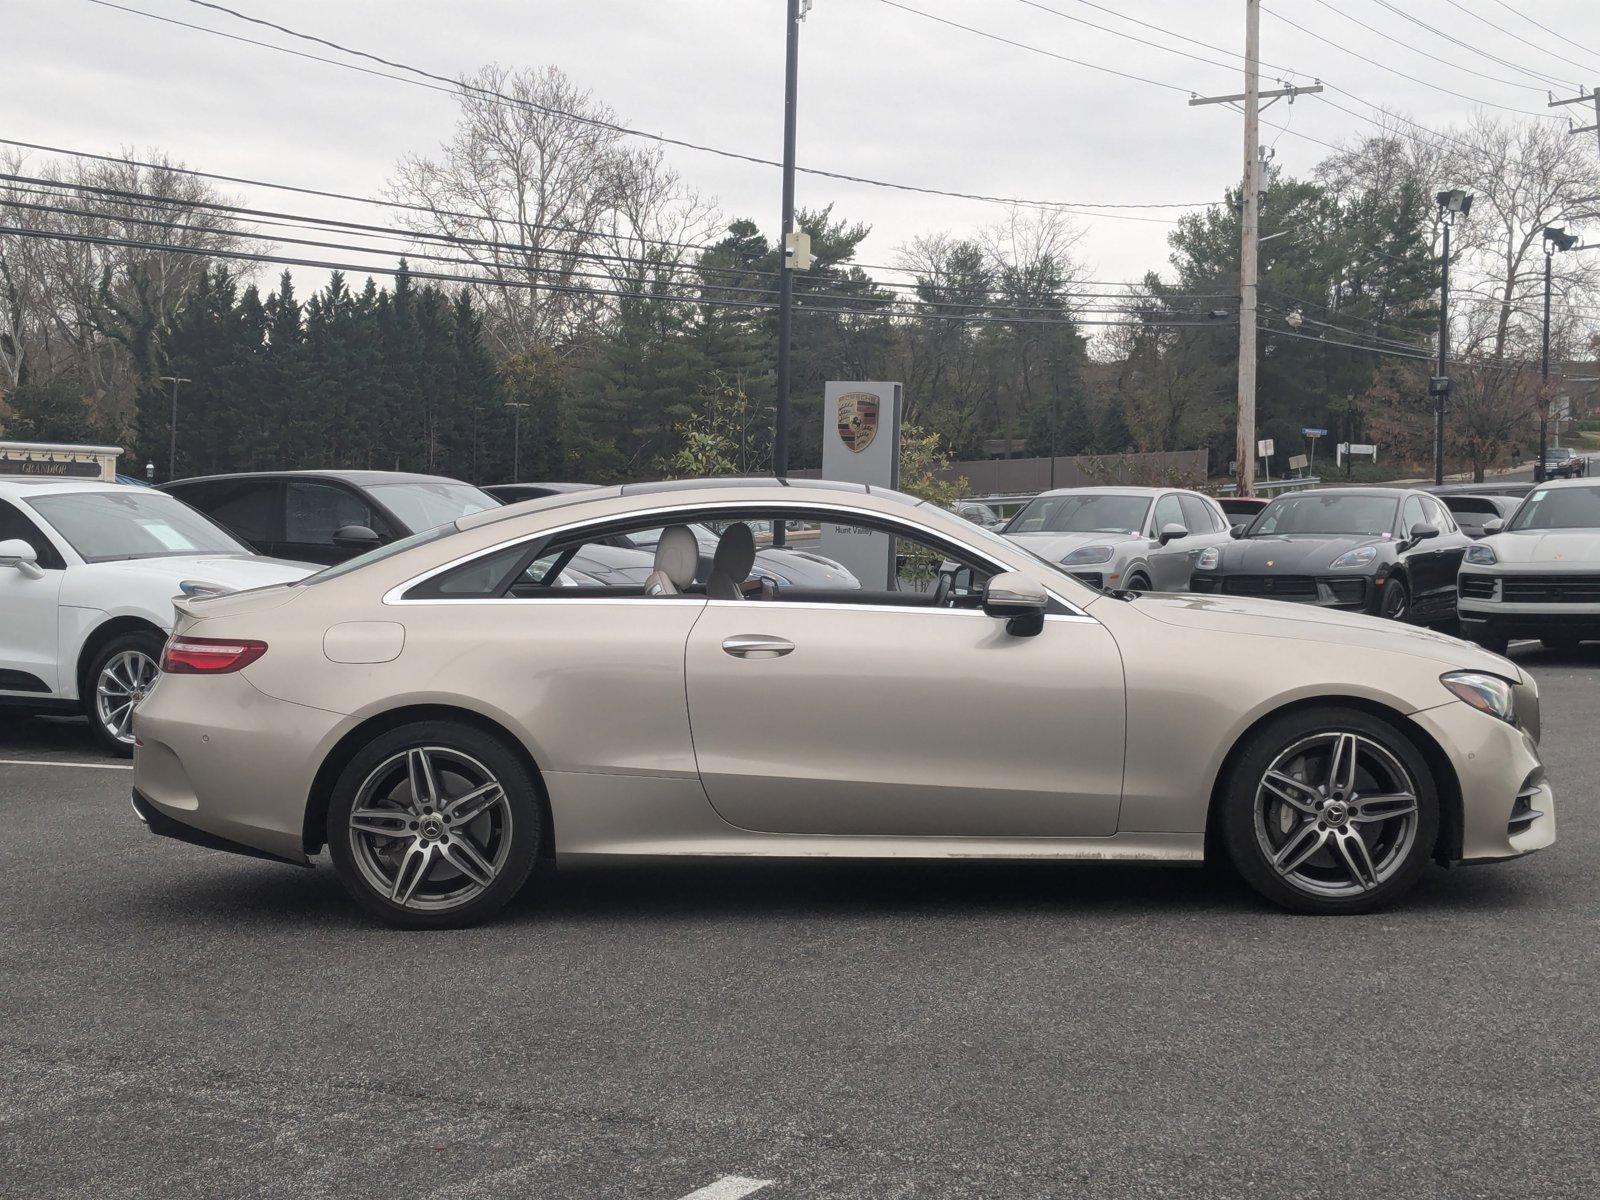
[1539, 446, 1587, 479]
[1429, 482, 1532, 499]
[0, 477, 313, 752]
[1457, 478, 1600, 653]
[132, 478, 1552, 927]
[1002, 486, 1234, 591]
[1218, 496, 1270, 523]
[483, 482, 599, 502]
[1189, 487, 1471, 626]
[953, 499, 1004, 529]
[163, 470, 503, 565]
[1437, 493, 1523, 539]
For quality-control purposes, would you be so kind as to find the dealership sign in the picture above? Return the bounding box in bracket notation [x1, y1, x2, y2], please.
[0, 441, 123, 481]
[820, 381, 902, 589]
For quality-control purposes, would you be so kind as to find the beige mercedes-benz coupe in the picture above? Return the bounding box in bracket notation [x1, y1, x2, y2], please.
[130, 479, 1554, 928]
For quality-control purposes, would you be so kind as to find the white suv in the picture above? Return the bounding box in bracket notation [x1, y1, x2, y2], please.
[0, 477, 315, 753]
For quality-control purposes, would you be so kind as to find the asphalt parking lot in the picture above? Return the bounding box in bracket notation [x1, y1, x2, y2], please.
[3, 645, 1597, 1200]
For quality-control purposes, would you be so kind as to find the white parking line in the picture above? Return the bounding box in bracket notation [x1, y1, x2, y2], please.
[0, 758, 132, 771]
[675, 1177, 773, 1200]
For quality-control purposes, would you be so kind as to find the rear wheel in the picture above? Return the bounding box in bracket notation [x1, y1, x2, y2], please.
[1219, 706, 1439, 914]
[327, 721, 543, 929]
[84, 629, 164, 756]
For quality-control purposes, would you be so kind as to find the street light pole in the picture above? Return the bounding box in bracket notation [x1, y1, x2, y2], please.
[158, 375, 190, 482]
[771, 0, 807, 547]
[506, 402, 528, 482]
[1432, 191, 1472, 487]
[1540, 225, 1582, 482]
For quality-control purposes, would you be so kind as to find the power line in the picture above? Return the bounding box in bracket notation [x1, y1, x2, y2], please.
[1365, 0, 1575, 91]
[0, 224, 1233, 329]
[1440, 0, 1600, 79]
[1489, 0, 1600, 65]
[84, 0, 1205, 219]
[1011, 0, 1242, 76]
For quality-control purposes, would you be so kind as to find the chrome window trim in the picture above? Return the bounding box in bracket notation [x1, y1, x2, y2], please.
[381, 498, 1093, 617]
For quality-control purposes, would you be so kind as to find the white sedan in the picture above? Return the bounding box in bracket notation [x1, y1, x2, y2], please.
[0, 477, 315, 753]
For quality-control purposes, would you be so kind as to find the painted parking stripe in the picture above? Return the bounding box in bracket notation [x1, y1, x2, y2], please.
[675, 1177, 773, 1200]
[0, 758, 132, 771]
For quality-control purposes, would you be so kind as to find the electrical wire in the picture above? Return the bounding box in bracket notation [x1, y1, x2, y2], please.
[1489, 0, 1600, 65]
[1365, 0, 1574, 91]
[1440, 0, 1600, 79]
[82, 0, 1208, 219]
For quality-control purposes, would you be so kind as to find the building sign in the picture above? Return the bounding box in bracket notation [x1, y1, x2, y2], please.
[0, 441, 123, 481]
[819, 381, 902, 589]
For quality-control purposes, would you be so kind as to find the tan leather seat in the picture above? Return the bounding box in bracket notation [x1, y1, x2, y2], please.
[643, 525, 699, 596]
[707, 523, 756, 600]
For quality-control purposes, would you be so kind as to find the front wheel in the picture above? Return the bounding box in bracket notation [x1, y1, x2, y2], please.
[1219, 707, 1439, 914]
[84, 630, 165, 756]
[327, 721, 544, 929]
[1377, 577, 1409, 621]
[1125, 572, 1152, 593]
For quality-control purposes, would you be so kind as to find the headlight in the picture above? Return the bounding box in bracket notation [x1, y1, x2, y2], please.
[1062, 545, 1115, 565]
[1330, 545, 1378, 569]
[1440, 670, 1517, 724]
[1465, 543, 1497, 565]
[1196, 546, 1220, 570]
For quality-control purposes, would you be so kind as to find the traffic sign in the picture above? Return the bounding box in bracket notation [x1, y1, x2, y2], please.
[1302, 427, 1327, 437]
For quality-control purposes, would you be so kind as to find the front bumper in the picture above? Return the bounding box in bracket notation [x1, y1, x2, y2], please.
[1458, 571, 1600, 640]
[1188, 573, 1374, 611]
[1409, 700, 1555, 863]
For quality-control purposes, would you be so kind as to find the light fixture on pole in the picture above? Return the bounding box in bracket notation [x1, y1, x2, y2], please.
[1538, 225, 1581, 482]
[158, 375, 191, 482]
[1432, 190, 1472, 487]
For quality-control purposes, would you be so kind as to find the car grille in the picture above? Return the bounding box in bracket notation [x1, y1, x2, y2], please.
[1458, 574, 1498, 600]
[1069, 572, 1104, 589]
[1221, 575, 1318, 599]
[1508, 781, 1544, 835]
[1500, 574, 1600, 604]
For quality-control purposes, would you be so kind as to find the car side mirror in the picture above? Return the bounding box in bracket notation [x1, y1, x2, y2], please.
[1482, 518, 1504, 534]
[333, 524, 383, 550]
[1157, 522, 1188, 546]
[1230, 523, 1247, 539]
[1409, 522, 1439, 543]
[982, 571, 1048, 637]
[0, 538, 44, 580]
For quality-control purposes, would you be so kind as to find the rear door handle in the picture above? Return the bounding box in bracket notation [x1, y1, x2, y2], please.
[722, 634, 795, 658]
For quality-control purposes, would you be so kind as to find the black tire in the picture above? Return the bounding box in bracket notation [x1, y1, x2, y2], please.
[1541, 635, 1580, 651]
[82, 628, 165, 757]
[1125, 572, 1152, 593]
[1219, 706, 1440, 915]
[1472, 631, 1510, 655]
[1378, 576, 1409, 621]
[327, 721, 544, 929]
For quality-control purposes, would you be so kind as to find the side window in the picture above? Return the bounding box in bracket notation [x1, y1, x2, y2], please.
[285, 482, 379, 546]
[176, 479, 281, 546]
[406, 542, 534, 599]
[0, 498, 66, 569]
[1152, 494, 1184, 536]
[1177, 494, 1216, 534]
[1421, 496, 1454, 532]
[1402, 496, 1428, 533]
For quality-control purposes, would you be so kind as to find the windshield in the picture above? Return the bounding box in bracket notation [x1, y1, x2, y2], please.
[1509, 485, 1600, 531]
[1005, 494, 1150, 536]
[1248, 494, 1397, 537]
[27, 490, 248, 562]
[367, 481, 498, 532]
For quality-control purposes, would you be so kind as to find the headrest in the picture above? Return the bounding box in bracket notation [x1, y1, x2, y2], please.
[711, 522, 756, 582]
[653, 525, 700, 588]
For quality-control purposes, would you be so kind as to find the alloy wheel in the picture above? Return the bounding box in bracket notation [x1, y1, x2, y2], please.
[348, 746, 514, 911]
[1253, 731, 1420, 898]
[95, 649, 158, 746]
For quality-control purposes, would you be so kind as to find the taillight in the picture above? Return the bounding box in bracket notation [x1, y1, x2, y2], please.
[160, 636, 268, 674]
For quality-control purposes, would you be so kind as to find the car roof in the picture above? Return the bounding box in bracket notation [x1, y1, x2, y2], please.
[1269, 487, 1413, 499]
[1031, 486, 1188, 498]
[0, 476, 142, 498]
[486, 482, 600, 494]
[1522, 476, 1599, 489]
[164, 469, 474, 488]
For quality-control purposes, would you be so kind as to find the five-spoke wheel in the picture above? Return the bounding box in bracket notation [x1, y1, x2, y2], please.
[1222, 707, 1438, 913]
[328, 722, 543, 928]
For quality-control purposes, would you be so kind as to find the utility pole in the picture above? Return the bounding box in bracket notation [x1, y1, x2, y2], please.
[1432, 191, 1472, 486]
[158, 375, 189, 482]
[771, 0, 810, 546]
[1190, 3, 1319, 497]
[1540, 226, 1583, 481]
[1549, 86, 1600, 158]
[506, 402, 529, 482]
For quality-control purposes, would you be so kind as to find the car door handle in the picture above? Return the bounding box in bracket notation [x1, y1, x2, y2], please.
[722, 635, 795, 658]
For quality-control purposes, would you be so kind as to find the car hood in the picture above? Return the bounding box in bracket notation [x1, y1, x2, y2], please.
[753, 547, 860, 589]
[1133, 592, 1518, 677]
[1217, 534, 1391, 572]
[80, 553, 316, 590]
[1007, 530, 1142, 562]
[1478, 529, 1600, 564]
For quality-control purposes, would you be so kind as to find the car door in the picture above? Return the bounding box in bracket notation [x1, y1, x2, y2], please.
[0, 498, 67, 696]
[169, 478, 284, 554]
[683, 511, 1127, 838]
[1396, 494, 1446, 616]
[281, 480, 394, 564]
[1144, 493, 1198, 591]
[1417, 494, 1468, 617]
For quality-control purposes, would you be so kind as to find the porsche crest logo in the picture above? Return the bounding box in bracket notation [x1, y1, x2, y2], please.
[836, 390, 880, 454]
[1265, 560, 1275, 567]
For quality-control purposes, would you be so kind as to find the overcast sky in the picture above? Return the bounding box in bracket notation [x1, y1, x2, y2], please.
[6, 0, 1599, 292]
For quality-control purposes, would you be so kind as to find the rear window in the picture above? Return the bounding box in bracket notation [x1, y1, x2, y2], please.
[1443, 497, 1496, 516]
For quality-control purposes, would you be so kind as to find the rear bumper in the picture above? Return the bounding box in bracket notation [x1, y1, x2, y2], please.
[131, 787, 308, 866]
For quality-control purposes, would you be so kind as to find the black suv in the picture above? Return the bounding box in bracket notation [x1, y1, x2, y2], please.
[162, 470, 500, 564]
